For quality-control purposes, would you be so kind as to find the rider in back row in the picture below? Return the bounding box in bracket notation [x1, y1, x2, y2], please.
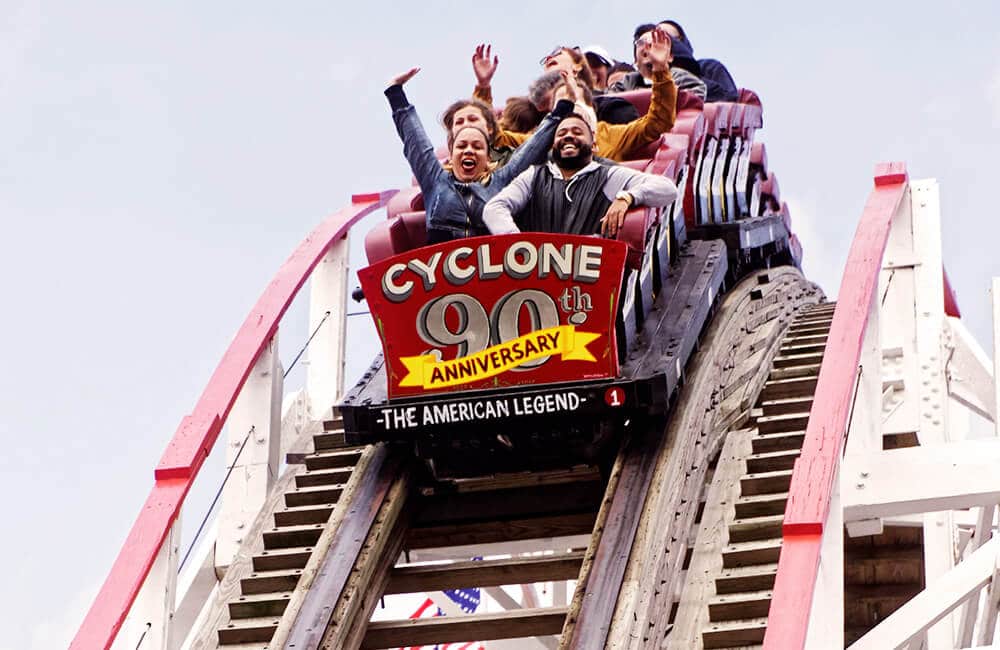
[383, 20, 737, 245]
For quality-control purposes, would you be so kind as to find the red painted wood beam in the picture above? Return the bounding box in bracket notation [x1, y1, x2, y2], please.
[70, 191, 395, 650]
[943, 267, 961, 318]
[762, 163, 908, 650]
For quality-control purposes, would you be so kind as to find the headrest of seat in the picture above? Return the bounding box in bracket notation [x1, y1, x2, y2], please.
[759, 171, 780, 206]
[611, 89, 652, 115]
[738, 88, 762, 107]
[386, 187, 424, 219]
[676, 90, 704, 112]
[750, 142, 768, 171]
[621, 159, 651, 171]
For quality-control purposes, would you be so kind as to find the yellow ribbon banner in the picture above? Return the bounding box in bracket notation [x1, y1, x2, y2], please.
[399, 325, 600, 390]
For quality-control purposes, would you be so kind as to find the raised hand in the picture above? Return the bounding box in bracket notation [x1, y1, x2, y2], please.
[389, 67, 420, 87]
[647, 29, 674, 73]
[553, 70, 578, 103]
[472, 43, 499, 88]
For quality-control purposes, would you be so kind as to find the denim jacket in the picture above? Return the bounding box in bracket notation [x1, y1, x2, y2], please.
[385, 85, 573, 240]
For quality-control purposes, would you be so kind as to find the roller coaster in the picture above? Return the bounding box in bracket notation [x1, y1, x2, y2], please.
[71, 67, 1000, 650]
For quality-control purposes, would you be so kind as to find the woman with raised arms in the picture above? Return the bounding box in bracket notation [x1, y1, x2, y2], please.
[385, 68, 574, 244]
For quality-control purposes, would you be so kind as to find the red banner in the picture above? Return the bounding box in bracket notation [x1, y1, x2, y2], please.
[358, 234, 627, 399]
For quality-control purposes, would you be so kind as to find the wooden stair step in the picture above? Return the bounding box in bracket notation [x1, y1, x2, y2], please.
[262, 523, 324, 550]
[778, 342, 827, 356]
[734, 492, 789, 520]
[772, 351, 825, 368]
[217, 616, 280, 645]
[252, 548, 312, 572]
[787, 323, 831, 336]
[740, 470, 793, 497]
[715, 563, 778, 595]
[295, 467, 354, 488]
[751, 430, 805, 455]
[285, 483, 346, 507]
[241, 568, 302, 595]
[760, 376, 818, 401]
[229, 593, 292, 619]
[313, 430, 347, 451]
[756, 413, 810, 435]
[702, 617, 768, 649]
[386, 552, 585, 595]
[760, 397, 813, 417]
[322, 416, 344, 431]
[304, 447, 364, 471]
[728, 514, 784, 543]
[745, 449, 800, 474]
[708, 590, 773, 623]
[274, 503, 335, 527]
[768, 363, 821, 381]
[790, 316, 833, 328]
[722, 539, 782, 569]
[362, 606, 569, 648]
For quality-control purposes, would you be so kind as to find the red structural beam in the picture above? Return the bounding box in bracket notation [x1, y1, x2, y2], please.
[70, 191, 395, 650]
[762, 163, 908, 649]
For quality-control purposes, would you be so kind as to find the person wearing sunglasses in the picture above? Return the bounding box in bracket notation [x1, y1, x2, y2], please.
[468, 37, 676, 162]
[609, 23, 707, 100]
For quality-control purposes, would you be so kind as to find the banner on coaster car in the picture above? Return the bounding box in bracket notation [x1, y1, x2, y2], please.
[358, 233, 628, 399]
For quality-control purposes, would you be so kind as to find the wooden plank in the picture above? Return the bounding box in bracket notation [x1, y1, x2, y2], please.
[703, 617, 768, 648]
[562, 424, 664, 649]
[756, 413, 809, 435]
[751, 431, 805, 455]
[412, 481, 604, 527]
[722, 539, 782, 568]
[608, 268, 825, 649]
[406, 512, 598, 550]
[386, 552, 585, 595]
[668, 429, 753, 649]
[715, 564, 778, 595]
[708, 590, 773, 622]
[270, 444, 400, 648]
[362, 607, 569, 648]
[740, 470, 793, 497]
[728, 515, 784, 543]
[745, 450, 800, 475]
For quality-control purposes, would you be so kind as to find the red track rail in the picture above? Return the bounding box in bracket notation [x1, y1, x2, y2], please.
[762, 164, 908, 649]
[70, 191, 395, 650]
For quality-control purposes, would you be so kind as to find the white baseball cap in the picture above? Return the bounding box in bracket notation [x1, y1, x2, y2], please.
[583, 45, 614, 67]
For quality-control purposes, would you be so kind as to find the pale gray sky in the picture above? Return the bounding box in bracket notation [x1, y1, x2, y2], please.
[1, 1, 999, 647]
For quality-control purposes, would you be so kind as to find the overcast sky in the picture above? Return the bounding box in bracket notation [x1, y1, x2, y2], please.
[2, 1, 999, 648]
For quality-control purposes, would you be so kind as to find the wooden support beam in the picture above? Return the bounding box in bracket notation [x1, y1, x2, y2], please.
[386, 552, 584, 595]
[406, 512, 597, 550]
[843, 441, 1000, 522]
[848, 536, 1000, 649]
[361, 607, 569, 648]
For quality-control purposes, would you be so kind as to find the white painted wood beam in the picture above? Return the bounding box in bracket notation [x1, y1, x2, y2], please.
[843, 441, 1000, 522]
[944, 316, 996, 423]
[307, 235, 350, 420]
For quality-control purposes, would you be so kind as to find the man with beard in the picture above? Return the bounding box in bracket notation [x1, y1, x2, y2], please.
[482, 113, 677, 238]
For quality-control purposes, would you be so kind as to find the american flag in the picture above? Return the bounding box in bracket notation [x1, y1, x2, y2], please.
[402, 585, 486, 650]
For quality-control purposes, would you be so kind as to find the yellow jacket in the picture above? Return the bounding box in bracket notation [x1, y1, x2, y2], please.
[473, 70, 677, 162]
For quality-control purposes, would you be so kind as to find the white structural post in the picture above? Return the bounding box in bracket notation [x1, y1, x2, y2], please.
[907, 180, 955, 649]
[216, 334, 282, 572]
[977, 278, 1000, 645]
[111, 520, 181, 650]
[307, 235, 351, 420]
[844, 282, 884, 537]
[805, 477, 845, 648]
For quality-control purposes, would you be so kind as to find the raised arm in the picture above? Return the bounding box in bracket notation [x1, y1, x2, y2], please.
[599, 31, 678, 162]
[471, 43, 498, 105]
[493, 98, 574, 184]
[598, 165, 679, 237]
[384, 68, 447, 195]
[483, 167, 538, 234]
